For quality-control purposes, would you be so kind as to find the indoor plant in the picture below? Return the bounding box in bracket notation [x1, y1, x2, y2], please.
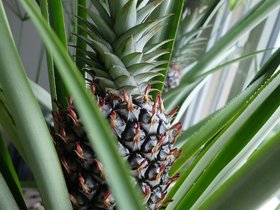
[0, 0, 280, 210]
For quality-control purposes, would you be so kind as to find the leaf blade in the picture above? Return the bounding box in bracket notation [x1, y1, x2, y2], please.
[0, 2, 72, 209]
[19, 1, 145, 209]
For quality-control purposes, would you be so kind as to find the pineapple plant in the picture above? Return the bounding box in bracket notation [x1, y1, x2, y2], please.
[164, 0, 220, 91]
[1, 1, 280, 210]
[51, 0, 182, 209]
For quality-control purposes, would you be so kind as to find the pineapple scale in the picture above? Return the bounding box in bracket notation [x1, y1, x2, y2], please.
[51, 87, 182, 210]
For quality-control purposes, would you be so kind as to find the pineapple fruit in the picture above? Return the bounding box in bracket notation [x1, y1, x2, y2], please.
[51, 0, 182, 209]
[164, 63, 182, 91]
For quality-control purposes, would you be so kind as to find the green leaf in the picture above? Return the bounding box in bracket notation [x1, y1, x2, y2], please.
[0, 93, 27, 163]
[194, 48, 273, 81]
[115, 0, 137, 36]
[229, 0, 247, 10]
[136, 23, 164, 52]
[137, 0, 163, 24]
[170, 45, 280, 176]
[152, 0, 185, 95]
[191, 103, 280, 209]
[39, 0, 56, 110]
[128, 62, 155, 75]
[0, 172, 19, 210]
[90, 0, 112, 27]
[47, 0, 67, 50]
[0, 132, 27, 210]
[75, 0, 87, 72]
[249, 47, 280, 85]
[172, 79, 208, 125]
[199, 129, 280, 210]
[108, 0, 127, 20]
[122, 52, 143, 66]
[19, 0, 145, 209]
[0, 1, 72, 209]
[114, 17, 168, 51]
[175, 112, 215, 147]
[184, 0, 280, 80]
[108, 65, 131, 80]
[174, 70, 280, 210]
[169, 0, 280, 106]
[104, 52, 126, 68]
[166, 133, 218, 206]
[29, 79, 52, 111]
[87, 9, 116, 43]
[143, 49, 169, 62]
[166, 76, 263, 203]
[0, 132, 19, 186]
[47, 0, 69, 107]
[163, 80, 202, 112]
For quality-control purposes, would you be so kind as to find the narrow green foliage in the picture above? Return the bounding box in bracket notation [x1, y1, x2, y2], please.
[0, 173, 19, 210]
[48, 0, 69, 107]
[249, 47, 280, 85]
[108, 0, 127, 19]
[0, 132, 27, 210]
[0, 2, 72, 209]
[230, 0, 247, 10]
[200, 129, 280, 210]
[19, 0, 145, 209]
[167, 0, 280, 107]
[183, 0, 280, 82]
[0, 93, 27, 163]
[1, 0, 279, 210]
[152, 0, 185, 95]
[176, 71, 280, 209]
[39, 0, 56, 110]
[75, 0, 87, 73]
[171, 46, 280, 175]
[114, 0, 137, 35]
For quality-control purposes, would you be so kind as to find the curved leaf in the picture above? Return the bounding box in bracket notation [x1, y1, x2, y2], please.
[173, 70, 280, 210]
[0, 172, 19, 210]
[183, 0, 280, 82]
[167, 0, 280, 108]
[0, 2, 72, 209]
[75, 0, 87, 73]
[0, 94, 27, 163]
[0, 132, 27, 210]
[152, 0, 185, 95]
[19, 0, 145, 209]
[29, 79, 52, 111]
[46, 0, 69, 107]
[171, 45, 280, 175]
[199, 129, 280, 210]
[39, 0, 56, 110]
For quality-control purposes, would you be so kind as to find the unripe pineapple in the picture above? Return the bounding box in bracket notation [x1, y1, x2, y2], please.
[51, 0, 182, 209]
[164, 64, 182, 91]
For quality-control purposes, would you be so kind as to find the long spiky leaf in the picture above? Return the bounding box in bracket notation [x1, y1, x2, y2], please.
[19, 1, 145, 209]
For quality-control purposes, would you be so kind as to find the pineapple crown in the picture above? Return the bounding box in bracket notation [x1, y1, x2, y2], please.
[171, 1, 209, 67]
[76, 0, 170, 95]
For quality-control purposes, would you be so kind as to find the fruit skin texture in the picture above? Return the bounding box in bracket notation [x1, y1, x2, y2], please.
[51, 0, 182, 209]
[51, 86, 182, 210]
